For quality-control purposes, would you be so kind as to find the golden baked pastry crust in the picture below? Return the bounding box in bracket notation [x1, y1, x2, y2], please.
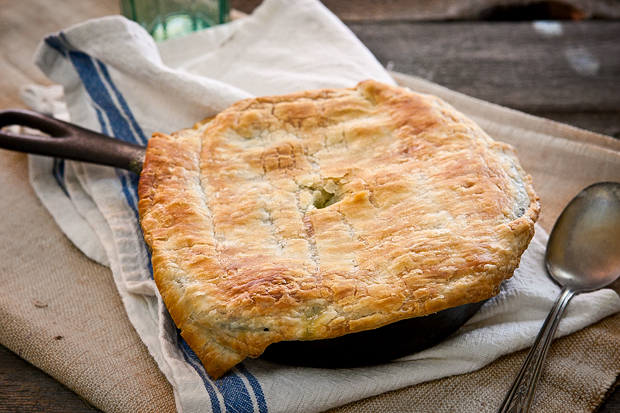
[138, 80, 539, 379]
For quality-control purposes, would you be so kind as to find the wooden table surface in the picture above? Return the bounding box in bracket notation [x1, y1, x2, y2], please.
[1, 0, 619, 412]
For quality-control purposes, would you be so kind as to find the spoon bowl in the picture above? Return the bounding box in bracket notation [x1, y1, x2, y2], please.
[546, 183, 620, 291]
[498, 181, 620, 413]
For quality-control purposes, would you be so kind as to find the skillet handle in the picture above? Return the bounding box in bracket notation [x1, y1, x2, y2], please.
[0, 109, 145, 175]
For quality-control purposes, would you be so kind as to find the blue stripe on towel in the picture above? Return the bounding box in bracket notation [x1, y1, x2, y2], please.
[179, 333, 224, 413]
[44, 35, 68, 57]
[96, 60, 148, 146]
[216, 371, 258, 413]
[115, 169, 154, 276]
[65, 49, 143, 219]
[43, 35, 71, 195]
[237, 364, 268, 413]
[52, 158, 68, 196]
[116, 170, 141, 222]
[95, 107, 110, 136]
[66, 52, 139, 145]
[51, 33, 269, 412]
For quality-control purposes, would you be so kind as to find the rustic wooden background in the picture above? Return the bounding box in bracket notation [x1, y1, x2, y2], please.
[0, 0, 619, 411]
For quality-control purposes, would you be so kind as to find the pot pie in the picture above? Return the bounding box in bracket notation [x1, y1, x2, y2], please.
[138, 80, 539, 379]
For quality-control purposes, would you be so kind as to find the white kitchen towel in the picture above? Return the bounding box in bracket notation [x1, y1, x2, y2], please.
[26, 1, 620, 412]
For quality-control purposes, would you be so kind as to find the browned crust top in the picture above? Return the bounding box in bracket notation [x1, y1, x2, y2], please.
[138, 80, 539, 379]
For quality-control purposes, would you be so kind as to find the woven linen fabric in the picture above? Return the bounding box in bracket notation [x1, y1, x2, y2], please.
[0, 150, 177, 413]
[2, 1, 619, 412]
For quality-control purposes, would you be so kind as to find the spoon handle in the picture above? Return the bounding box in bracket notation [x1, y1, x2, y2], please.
[497, 287, 575, 413]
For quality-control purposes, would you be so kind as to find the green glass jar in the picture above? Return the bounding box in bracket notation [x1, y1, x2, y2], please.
[120, 0, 230, 41]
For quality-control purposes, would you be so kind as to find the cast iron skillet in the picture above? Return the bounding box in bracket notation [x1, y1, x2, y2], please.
[0, 108, 487, 368]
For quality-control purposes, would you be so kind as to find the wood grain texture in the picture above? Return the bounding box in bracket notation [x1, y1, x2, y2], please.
[601, 386, 620, 413]
[324, 0, 620, 21]
[230, 0, 620, 21]
[0, 345, 101, 413]
[348, 21, 620, 137]
[348, 21, 620, 112]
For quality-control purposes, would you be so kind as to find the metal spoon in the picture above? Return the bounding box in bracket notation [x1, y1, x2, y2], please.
[498, 181, 620, 413]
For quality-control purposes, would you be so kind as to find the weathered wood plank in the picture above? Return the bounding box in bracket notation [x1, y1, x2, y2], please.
[0, 345, 101, 413]
[230, 0, 620, 21]
[600, 381, 620, 413]
[348, 21, 620, 116]
[326, 0, 620, 21]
